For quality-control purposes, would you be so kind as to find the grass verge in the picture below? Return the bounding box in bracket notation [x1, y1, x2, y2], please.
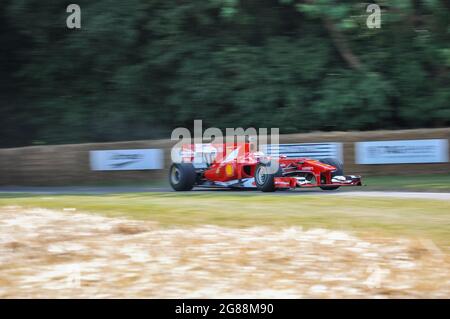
[364, 174, 450, 191]
[0, 192, 449, 250]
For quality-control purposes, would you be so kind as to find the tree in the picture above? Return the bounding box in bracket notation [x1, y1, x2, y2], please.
[0, 0, 448, 147]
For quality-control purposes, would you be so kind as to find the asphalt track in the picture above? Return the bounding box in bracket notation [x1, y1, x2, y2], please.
[0, 186, 449, 200]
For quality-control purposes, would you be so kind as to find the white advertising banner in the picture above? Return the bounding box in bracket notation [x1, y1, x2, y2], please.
[262, 143, 343, 162]
[355, 139, 448, 164]
[90, 149, 164, 171]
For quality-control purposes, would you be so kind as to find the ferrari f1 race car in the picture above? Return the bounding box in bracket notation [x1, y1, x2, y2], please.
[169, 142, 362, 192]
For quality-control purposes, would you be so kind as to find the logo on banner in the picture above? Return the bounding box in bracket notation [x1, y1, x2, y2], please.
[109, 154, 144, 168]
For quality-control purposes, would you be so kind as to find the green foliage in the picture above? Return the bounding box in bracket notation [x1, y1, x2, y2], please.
[0, 0, 449, 146]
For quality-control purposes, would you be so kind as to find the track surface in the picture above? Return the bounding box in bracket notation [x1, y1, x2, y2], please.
[0, 186, 449, 200]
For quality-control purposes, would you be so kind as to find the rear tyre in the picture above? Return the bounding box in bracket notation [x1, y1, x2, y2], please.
[255, 161, 282, 192]
[319, 157, 343, 191]
[169, 163, 196, 191]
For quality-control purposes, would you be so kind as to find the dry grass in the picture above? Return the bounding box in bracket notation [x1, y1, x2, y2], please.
[0, 193, 448, 298]
[0, 193, 448, 249]
[0, 207, 448, 298]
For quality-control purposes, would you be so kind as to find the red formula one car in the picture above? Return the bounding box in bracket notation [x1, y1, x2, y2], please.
[169, 142, 362, 192]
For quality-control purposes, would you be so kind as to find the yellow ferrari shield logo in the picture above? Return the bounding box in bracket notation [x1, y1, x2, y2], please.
[225, 164, 234, 177]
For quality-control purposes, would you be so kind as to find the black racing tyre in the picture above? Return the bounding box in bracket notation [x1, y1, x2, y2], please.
[255, 161, 283, 192]
[319, 157, 343, 191]
[169, 163, 196, 191]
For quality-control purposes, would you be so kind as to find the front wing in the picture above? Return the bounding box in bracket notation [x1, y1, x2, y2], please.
[196, 175, 362, 189]
[274, 175, 362, 189]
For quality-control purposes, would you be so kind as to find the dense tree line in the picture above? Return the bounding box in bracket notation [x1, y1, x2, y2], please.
[0, 0, 449, 147]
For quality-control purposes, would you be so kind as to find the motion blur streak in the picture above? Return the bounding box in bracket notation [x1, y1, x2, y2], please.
[0, 207, 448, 298]
[1, 1, 449, 147]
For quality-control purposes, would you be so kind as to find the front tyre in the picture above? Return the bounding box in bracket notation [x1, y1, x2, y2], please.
[319, 157, 343, 191]
[169, 163, 196, 191]
[255, 161, 282, 192]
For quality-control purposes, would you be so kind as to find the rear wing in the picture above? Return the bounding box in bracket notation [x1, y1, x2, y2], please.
[174, 143, 252, 168]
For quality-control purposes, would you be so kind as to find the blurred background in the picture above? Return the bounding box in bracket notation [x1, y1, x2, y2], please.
[0, 0, 449, 148]
[0, 1, 449, 299]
